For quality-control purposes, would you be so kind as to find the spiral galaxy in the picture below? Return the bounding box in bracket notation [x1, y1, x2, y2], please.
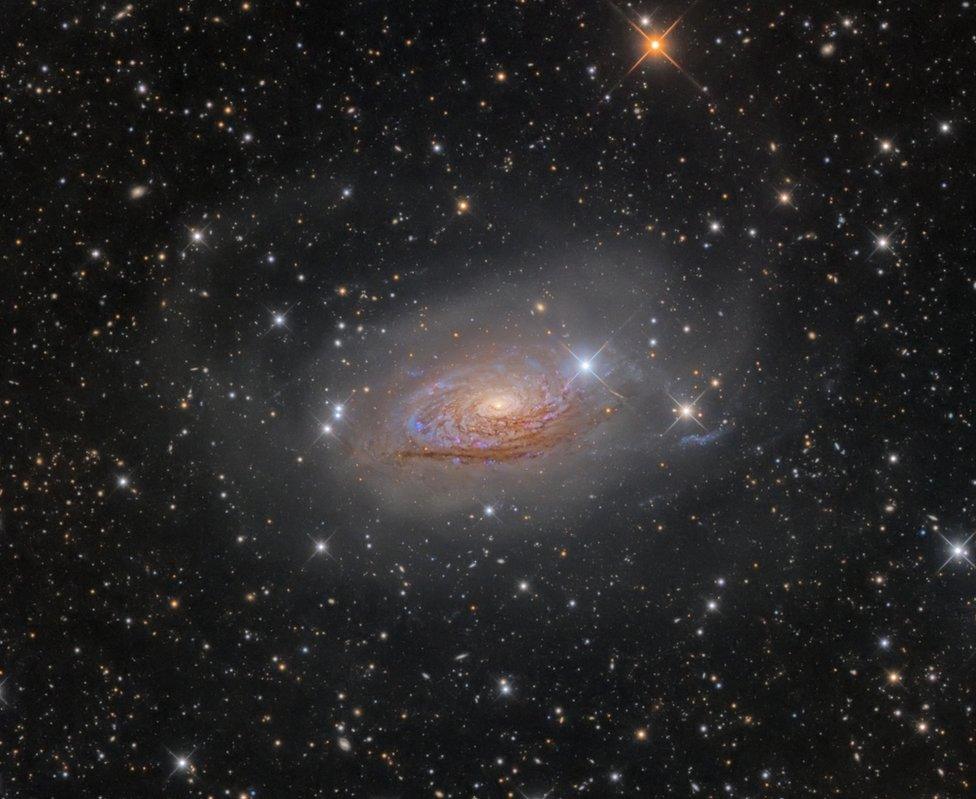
[378, 346, 607, 465]
[317, 260, 747, 521]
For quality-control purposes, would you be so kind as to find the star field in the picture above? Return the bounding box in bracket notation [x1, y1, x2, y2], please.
[2, 1, 976, 797]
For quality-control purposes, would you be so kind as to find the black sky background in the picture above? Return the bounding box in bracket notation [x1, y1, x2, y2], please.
[4, 1, 976, 796]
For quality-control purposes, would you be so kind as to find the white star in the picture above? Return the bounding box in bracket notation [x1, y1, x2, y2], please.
[938, 531, 976, 572]
[165, 747, 195, 780]
[305, 531, 337, 566]
[664, 389, 708, 434]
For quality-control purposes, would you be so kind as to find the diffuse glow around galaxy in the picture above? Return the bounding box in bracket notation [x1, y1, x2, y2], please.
[310, 257, 747, 522]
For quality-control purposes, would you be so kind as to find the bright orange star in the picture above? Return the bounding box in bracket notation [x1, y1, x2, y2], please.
[618, 4, 703, 90]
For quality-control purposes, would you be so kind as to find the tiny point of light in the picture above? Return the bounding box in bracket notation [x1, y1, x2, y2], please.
[580, 361, 591, 371]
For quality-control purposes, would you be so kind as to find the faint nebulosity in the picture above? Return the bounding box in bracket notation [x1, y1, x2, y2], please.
[326, 263, 750, 521]
[2, 1, 974, 797]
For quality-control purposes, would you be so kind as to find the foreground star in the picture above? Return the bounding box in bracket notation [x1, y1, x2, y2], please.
[305, 531, 337, 567]
[664, 389, 708, 434]
[611, 1, 704, 90]
[165, 747, 196, 781]
[938, 531, 976, 572]
[561, 339, 624, 399]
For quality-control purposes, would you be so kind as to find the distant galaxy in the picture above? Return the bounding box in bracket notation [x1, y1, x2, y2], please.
[368, 343, 606, 464]
[315, 260, 747, 520]
[7, 1, 969, 796]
